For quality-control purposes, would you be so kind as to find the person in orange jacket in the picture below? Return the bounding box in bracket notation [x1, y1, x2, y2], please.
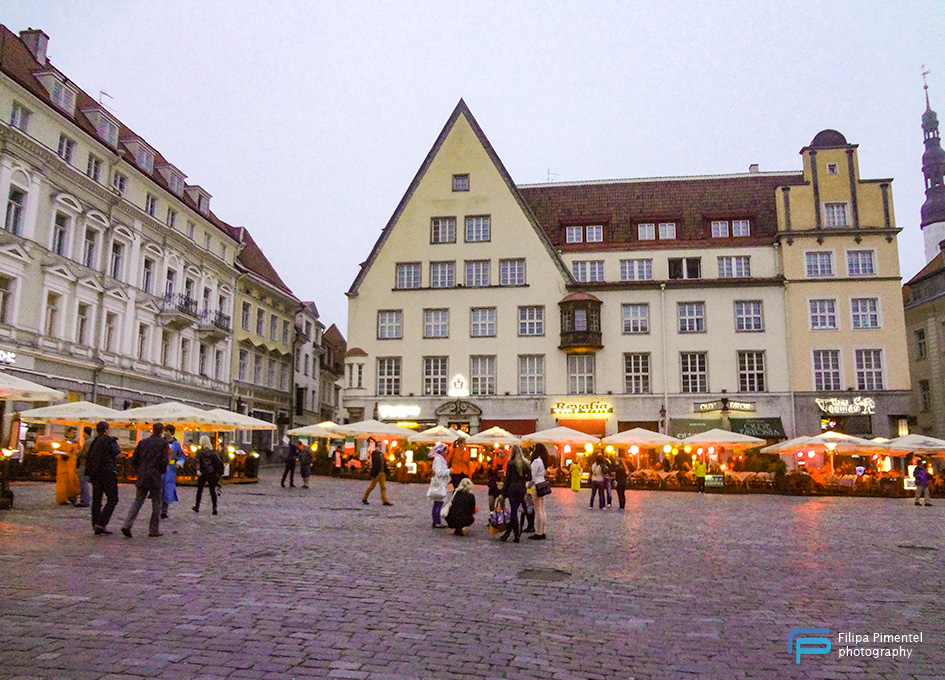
[447, 443, 472, 489]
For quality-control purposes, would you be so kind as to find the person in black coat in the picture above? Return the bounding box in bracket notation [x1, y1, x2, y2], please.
[85, 420, 121, 535]
[281, 442, 299, 488]
[613, 455, 629, 510]
[446, 478, 477, 536]
[193, 435, 224, 514]
[499, 445, 531, 543]
[121, 422, 170, 538]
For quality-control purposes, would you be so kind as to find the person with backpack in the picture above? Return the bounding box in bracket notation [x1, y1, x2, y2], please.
[85, 420, 121, 535]
[193, 435, 224, 515]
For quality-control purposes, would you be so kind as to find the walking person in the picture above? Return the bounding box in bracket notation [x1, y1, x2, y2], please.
[693, 458, 707, 494]
[332, 445, 343, 477]
[914, 458, 933, 507]
[427, 443, 450, 527]
[85, 421, 121, 535]
[298, 441, 313, 488]
[54, 427, 80, 506]
[569, 458, 582, 492]
[121, 422, 170, 538]
[590, 455, 607, 509]
[499, 445, 531, 543]
[362, 438, 393, 506]
[528, 443, 550, 540]
[614, 455, 628, 510]
[281, 441, 298, 488]
[445, 477, 477, 536]
[603, 455, 613, 507]
[193, 435, 223, 514]
[161, 424, 185, 519]
[74, 426, 93, 508]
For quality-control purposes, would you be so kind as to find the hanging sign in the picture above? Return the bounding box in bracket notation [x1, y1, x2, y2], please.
[815, 397, 876, 416]
[694, 399, 755, 413]
[551, 401, 613, 416]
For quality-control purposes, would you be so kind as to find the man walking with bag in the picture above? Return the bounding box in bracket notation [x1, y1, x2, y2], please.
[362, 438, 392, 506]
[121, 422, 170, 538]
[86, 421, 121, 535]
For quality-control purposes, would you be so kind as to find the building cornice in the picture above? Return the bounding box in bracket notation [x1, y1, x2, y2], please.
[566, 276, 786, 292]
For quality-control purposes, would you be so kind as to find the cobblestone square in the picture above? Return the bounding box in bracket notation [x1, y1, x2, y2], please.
[0, 471, 942, 679]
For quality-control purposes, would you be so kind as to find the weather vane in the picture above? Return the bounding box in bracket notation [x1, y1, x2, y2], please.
[923, 65, 931, 107]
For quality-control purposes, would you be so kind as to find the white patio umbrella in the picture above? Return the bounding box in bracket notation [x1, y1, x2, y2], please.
[681, 428, 766, 449]
[601, 427, 681, 447]
[287, 423, 337, 437]
[409, 425, 463, 445]
[452, 428, 469, 439]
[465, 426, 521, 446]
[0, 372, 64, 402]
[884, 433, 945, 453]
[207, 408, 278, 431]
[521, 426, 600, 447]
[795, 431, 888, 474]
[120, 401, 230, 431]
[331, 419, 415, 439]
[760, 436, 814, 454]
[17, 401, 124, 426]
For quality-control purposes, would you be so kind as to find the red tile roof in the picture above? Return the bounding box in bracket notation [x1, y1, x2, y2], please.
[235, 227, 297, 299]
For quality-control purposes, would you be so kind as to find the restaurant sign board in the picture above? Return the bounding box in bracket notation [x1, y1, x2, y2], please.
[378, 404, 421, 420]
[815, 396, 876, 416]
[694, 399, 756, 413]
[550, 401, 613, 416]
[705, 474, 724, 488]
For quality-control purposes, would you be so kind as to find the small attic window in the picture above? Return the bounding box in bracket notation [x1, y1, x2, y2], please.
[83, 107, 119, 147]
[197, 194, 209, 215]
[37, 73, 76, 115]
[826, 163, 839, 175]
[169, 174, 184, 196]
[452, 174, 469, 192]
[135, 147, 154, 173]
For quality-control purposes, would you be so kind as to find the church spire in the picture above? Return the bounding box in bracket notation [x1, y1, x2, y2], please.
[920, 71, 945, 239]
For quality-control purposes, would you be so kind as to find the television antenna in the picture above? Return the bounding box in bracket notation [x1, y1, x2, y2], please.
[546, 168, 559, 182]
[98, 91, 115, 112]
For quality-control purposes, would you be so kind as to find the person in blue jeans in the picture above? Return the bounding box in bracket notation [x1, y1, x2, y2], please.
[590, 455, 607, 509]
[499, 445, 531, 543]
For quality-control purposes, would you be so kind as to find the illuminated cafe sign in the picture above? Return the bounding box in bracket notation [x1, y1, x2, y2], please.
[815, 396, 876, 416]
[0, 350, 15, 364]
[447, 374, 469, 398]
[377, 404, 421, 420]
[694, 399, 755, 413]
[551, 401, 613, 416]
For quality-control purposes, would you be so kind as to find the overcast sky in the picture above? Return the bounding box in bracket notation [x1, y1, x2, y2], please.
[5, 2, 942, 333]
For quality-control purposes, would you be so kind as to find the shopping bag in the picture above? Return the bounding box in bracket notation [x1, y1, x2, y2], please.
[488, 507, 510, 534]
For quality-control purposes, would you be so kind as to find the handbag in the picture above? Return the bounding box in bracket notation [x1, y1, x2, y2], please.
[440, 490, 455, 520]
[488, 507, 510, 534]
[535, 480, 552, 497]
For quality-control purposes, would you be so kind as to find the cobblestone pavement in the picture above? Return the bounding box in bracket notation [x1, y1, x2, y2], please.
[0, 469, 942, 680]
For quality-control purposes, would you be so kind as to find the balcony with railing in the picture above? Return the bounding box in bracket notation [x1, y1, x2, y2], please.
[198, 309, 232, 343]
[160, 292, 199, 330]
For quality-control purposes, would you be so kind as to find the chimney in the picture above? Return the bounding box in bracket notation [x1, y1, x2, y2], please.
[938, 239, 945, 252]
[748, 163, 760, 174]
[19, 28, 49, 65]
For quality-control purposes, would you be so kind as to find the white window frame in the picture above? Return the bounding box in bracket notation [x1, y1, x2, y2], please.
[423, 308, 449, 338]
[465, 216, 490, 242]
[567, 354, 595, 395]
[732, 219, 751, 237]
[10, 102, 31, 132]
[850, 297, 880, 330]
[57, 134, 75, 164]
[51, 212, 71, 257]
[572, 260, 604, 282]
[677, 302, 706, 333]
[621, 303, 649, 334]
[624, 353, 651, 394]
[620, 259, 652, 281]
[737, 350, 766, 393]
[711, 220, 729, 238]
[499, 259, 526, 286]
[680, 352, 708, 394]
[470, 355, 496, 396]
[585, 225, 603, 242]
[518, 354, 544, 395]
[718, 255, 750, 278]
[854, 348, 884, 390]
[846, 249, 876, 277]
[396, 262, 421, 289]
[470, 307, 496, 337]
[809, 298, 838, 330]
[377, 310, 403, 339]
[431, 217, 456, 244]
[465, 260, 490, 287]
[658, 222, 676, 240]
[734, 300, 764, 332]
[429, 261, 454, 288]
[5, 186, 26, 235]
[804, 250, 835, 278]
[423, 356, 448, 396]
[638, 223, 656, 240]
[812, 349, 842, 391]
[518, 306, 544, 336]
[566, 226, 583, 243]
[824, 202, 850, 228]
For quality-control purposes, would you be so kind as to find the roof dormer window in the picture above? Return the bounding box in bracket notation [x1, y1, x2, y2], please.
[185, 186, 211, 215]
[36, 72, 77, 115]
[123, 138, 156, 174]
[157, 164, 186, 196]
[81, 106, 120, 147]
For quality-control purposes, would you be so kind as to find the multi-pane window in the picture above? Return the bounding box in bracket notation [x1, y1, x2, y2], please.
[855, 349, 884, 390]
[586, 225, 603, 242]
[915, 329, 927, 359]
[280, 363, 289, 391]
[253, 354, 263, 384]
[500, 259, 526, 286]
[377, 310, 403, 339]
[169, 174, 184, 196]
[57, 134, 75, 164]
[518, 355, 544, 395]
[241, 302, 251, 330]
[431, 217, 456, 244]
[423, 356, 448, 396]
[734, 301, 764, 332]
[145, 194, 158, 217]
[238, 349, 249, 382]
[680, 352, 708, 393]
[267, 357, 277, 387]
[465, 216, 490, 242]
[112, 172, 126, 196]
[10, 102, 30, 131]
[138, 325, 150, 361]
[566, 226, 583, 243]
[430, 262, 454, 288]
[51, 213, 69, 256]
[104, 312, 117, 352]
[282, 320, 290, 345]
[677, 302, 705, 333]
[711, 220, 729, 238]
[470, 355, 496, 396]
[5, 188, 25, 234]
[83, 229, 98, 269]
[269, 314, 278, 341]
[166, 208, 177, 229]
[805, 251, 834, 277]
[620, 259, 652, 281]
[518, 306, 544, 336]
[465, 260, 490, 287]
[809, 299, 837, 330]
[624, 353, 650, 394]
[452, 174, 469, 192]
[572, 260, 604, 282]
[920, 380, 932, 411]
[658, 222, 676, 239]
[110, 242, 124, 280]
[813, 349, 841, 390]
[44, 291, 61, 336]
[256, 309, 264, 335]
[737, 351, 766, 392]
[718, 256, 750, 278]
[423, 309, 449, 338]
[135, 147, 154, 173]
[567, 354, 595, 395]
[851, 298, 879, 329]
[824, 202, 849, 228]
[668, 257, 701, 279]
[847, 250, 875, 277]
[638, 223, 656, 240]
[732, 220, 751, 237]
[396, 262, 421, 289]
[142, 258, 154, 294]
[0, 275, 12, 323]
[621, 303, 649, 334]
[161, 331, 171, 366]
[187, 222, 196, 239]
[86, 154, 102, 181]
[76, 303, 90, 345]
[470, 307, 496, 337]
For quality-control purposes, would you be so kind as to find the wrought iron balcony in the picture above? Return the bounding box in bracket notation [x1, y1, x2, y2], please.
[160, 293, 199, 329]
[197, 309, 232, 342]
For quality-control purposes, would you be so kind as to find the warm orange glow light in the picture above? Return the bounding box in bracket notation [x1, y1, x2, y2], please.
[629, 445, 639, 454]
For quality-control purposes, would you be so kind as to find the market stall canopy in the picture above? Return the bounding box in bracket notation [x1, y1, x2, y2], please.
[331, 419, 415, 439]
[287, 423, 337, 437]
[601, 427, 681, 447]
[883, 433, 945, 453]
[760, 436, 814, 454]
[0, 372, 64, 402]
[17, 401, 125, 426]
[522, 426, 600, 447]
[465, 426, 522, 446]
[800, 431, 888, 452]
[409, 425, 463, 444]
[120, 401, 230, 431]
[207, 408, 277, 431]
[681, 428, 766, 449]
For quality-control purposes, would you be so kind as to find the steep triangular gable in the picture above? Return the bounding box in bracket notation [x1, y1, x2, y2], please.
[347, 99, 572, 296]
[43, 263, 78, 282]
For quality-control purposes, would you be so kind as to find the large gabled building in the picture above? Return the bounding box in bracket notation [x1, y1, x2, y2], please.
[344, 100, 911, 439]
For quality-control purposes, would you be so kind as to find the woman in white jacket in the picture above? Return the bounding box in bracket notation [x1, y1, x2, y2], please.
[528, 443, 550, 540]
[427, 443, 451, 528]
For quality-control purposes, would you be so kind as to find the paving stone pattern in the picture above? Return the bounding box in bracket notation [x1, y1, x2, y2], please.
[0, 470, 942, 679]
